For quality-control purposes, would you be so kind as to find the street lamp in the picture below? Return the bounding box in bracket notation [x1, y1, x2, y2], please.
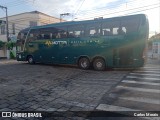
[60, 13, 70, 22]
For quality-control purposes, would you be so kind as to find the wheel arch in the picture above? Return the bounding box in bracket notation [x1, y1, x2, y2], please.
[26, 54, 34, 61]
[77, 55, 91, 64]
[91, 56, 106, 64]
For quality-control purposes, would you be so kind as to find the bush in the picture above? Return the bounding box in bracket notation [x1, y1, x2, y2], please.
[6, 41, 16, 50]
[10, 51, 16, 59]
[0, 40, 5, 48]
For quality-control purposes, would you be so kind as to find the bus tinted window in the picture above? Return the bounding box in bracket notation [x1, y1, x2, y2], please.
[55, 27, 67, 39]
[68, 25, 84, 38]
[102, 21, 120, 35]
[121, 18, 139, 33]
[86, 23, 101, 37]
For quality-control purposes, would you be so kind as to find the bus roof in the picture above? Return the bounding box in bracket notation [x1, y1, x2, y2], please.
[30, 14, 147, 30]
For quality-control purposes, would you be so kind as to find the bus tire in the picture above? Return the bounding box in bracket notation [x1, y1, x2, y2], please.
[78, 57, 90, 70]
[27, 56, 35, 64]
[93, 58, 106, 71]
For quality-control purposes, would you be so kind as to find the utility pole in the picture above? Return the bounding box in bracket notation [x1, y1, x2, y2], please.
[0, 5, 9, 42]
[0, 5, 10, 59]
[60, 13, 70, 22]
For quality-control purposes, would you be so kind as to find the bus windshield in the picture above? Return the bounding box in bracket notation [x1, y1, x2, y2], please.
[16, 28, 30, 52]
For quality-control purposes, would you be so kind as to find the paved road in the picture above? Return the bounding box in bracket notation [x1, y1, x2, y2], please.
[96, 58, 160, 120]
[0, 60, 128, 119]
[0, 58, 159, 120]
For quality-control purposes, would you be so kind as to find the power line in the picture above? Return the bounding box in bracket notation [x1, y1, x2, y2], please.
[74, 0, 85, 15]
[77, 3, 160, 20]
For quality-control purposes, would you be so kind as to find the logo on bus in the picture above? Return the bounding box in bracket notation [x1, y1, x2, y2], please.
[45, 40, 67, 46]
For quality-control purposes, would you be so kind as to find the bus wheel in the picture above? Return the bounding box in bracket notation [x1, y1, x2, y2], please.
[27, 56, 35, 64]
[78, 57, 90, 70]
[93, 58, 106, 71]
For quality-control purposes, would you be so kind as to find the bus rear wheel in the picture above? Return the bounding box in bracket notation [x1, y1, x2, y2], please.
[27, 56, 35, 64]
[78, 57, 90, 70]
[93, 58, 106, 71]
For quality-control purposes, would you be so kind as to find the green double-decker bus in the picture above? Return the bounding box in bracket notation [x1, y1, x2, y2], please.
[16, 14, 149, 70]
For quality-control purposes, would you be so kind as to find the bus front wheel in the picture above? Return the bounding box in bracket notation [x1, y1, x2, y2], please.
[78, 57, 90, 70]
[27, 56, 35, 64]
[93, 58, 106, 71]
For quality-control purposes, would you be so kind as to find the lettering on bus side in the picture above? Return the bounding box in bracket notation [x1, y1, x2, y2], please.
[45, 40, 67, 46]
[45, 40, 100, 46]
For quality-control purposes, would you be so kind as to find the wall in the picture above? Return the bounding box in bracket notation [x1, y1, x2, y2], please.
[0, 11, 62, 58]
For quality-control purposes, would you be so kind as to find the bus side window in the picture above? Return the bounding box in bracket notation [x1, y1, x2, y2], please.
[121, 17, 139, 34]
[89, 28, 96, 36]
[113, 27, 119, 35]
[86, 23, 101, 37]
[68, 32, 75, 38]
[103, 20, 120, 36]
[44, 34, 50, 39]
[103, 29, 111, 36]
[55, 27, 67, 39]
[68, 25, 84, 38]
[117, 27, 126, 35]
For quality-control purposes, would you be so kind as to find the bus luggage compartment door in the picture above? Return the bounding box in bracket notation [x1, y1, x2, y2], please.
[119, 47, 133, 66]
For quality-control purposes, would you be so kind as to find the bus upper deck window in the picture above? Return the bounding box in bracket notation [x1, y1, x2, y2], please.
[113, 28, 119, 35]
[117, 27, 126, 35]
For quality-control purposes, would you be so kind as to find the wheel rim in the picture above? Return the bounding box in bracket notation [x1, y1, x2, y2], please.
[93, 58, 105, 71]
[79, 58, 90, 69]
[29, 57, 33, 63]
[96, 61, 103, 68]
[81, 61, 88, 68]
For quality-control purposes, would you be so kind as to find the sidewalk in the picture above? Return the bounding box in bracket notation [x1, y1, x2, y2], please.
[0, 59, 17, 64]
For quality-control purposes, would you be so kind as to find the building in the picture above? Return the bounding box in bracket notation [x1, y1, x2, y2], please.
[150, 33, 160, 59]
[0, 11, 63, 58]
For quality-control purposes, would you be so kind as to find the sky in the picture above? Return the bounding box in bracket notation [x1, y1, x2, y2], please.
[0, 0, 160, 36]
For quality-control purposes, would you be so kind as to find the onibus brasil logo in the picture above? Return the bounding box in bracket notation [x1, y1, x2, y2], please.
[1, 112, 42, 118]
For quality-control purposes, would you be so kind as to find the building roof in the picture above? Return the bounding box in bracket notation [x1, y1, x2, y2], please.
[150, 33, 160, 40]
[0, 11, 60, 20]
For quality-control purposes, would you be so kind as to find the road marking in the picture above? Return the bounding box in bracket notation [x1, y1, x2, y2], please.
[130, 73, 160, 77]
[126, 76, 160, 81]
[143, 67, 160, 69]
[96, 104, 139, 111]
[116, 86, 160, 93]
[96, 104, 159, 120]
[122, 80, 160, 86]
[109, 93, 160, 105]
[118, 96, 160, 105]
[133, 71, 160, 74]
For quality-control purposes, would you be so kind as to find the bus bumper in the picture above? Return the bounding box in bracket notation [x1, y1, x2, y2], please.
[16, 52, 26, 61]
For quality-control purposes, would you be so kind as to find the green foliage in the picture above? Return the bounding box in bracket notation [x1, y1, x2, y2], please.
[10, 51, 16, 59]
[0, 40, 6, 48]
[6, 41, 16, 50]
